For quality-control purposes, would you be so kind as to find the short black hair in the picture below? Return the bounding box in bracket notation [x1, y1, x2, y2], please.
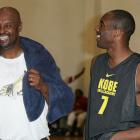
[106, 9, 135, 41]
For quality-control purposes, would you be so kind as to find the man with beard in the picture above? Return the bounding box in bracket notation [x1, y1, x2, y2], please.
[85, 9, 140, 140]
[0, 7, 74, 140]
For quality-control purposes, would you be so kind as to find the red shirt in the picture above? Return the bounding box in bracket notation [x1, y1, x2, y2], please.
[74, 96, 88, 111]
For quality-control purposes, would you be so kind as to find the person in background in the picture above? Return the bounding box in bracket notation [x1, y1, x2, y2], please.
[64, 67, 85, 84]
[65, 89, 88, 136]
[0, 6, 74, 140]
[49, 67, 86, 136]
[85, 9, 140, 140]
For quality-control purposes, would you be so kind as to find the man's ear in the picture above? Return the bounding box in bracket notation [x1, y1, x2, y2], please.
[114, 29, 123, 38]
[114, 29, 121, 37]
[18, 22, 22, 32]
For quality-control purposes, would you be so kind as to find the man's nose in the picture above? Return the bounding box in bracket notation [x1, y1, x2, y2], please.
[0, 25, 6, 34]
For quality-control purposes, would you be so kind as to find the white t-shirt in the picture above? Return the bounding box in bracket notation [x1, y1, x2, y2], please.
[0, 53, 49, 140]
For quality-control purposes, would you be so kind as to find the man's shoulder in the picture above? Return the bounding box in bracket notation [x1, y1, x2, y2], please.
[95, 53, 107, 60]
[91, 53, 107, 66]
[130, 53, 140, 65]
[134, 53, 140, 60]
[20, 36, 43, 47]
[20, 36, 49, 53]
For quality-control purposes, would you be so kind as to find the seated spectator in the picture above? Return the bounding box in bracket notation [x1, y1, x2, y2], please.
[65, 89, 88, 136]
[49, 68, 85, 136]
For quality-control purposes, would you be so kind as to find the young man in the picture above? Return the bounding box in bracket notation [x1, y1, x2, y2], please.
[85, 9, 140, 140]
[0, 7, 74, 140]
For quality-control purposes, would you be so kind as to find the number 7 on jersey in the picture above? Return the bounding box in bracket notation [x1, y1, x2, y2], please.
[98, 95, 109, 115]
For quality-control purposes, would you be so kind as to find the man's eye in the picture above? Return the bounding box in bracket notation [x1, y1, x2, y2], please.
[5, 24, 13, 29]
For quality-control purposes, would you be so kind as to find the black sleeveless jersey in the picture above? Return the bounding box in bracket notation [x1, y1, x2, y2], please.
[85, 53, 140, 139]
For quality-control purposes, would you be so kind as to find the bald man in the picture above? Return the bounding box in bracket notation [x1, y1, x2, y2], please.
[0, 7, 74, 140]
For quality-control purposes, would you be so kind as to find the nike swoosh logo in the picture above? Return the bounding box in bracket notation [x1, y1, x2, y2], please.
[106, 73, 115, 78]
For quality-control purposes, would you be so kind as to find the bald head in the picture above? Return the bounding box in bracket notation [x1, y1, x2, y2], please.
[0, 7, 21, 24]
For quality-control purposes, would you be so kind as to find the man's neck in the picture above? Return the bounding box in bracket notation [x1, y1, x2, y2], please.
[0, 45, 23, 59]
[107, 47, 133, 68]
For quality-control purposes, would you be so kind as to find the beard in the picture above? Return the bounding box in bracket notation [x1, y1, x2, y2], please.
[0, 37, 19, 50]
[96, 40, 108, 49]
[0, 45, 12, 50]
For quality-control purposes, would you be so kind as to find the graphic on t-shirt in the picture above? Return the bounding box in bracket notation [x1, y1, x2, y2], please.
[105, 73, 116, 78]
[97, 78, 118, 115]
[0, 75, 23, 96]
[97, 78, 118, 96]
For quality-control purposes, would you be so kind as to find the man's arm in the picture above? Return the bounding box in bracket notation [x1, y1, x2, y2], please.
[136, 64, 140, 106]
[111, 127, 140, 140]
[65, 67, 85, 84]
[74, 67, 85, 79]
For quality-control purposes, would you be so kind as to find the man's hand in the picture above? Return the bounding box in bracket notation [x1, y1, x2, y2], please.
[28, 68, 49, 102]
[28, 68, 44, 90]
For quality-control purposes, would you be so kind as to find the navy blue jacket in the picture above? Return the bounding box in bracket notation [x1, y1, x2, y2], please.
[20, 37, 74, 123]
